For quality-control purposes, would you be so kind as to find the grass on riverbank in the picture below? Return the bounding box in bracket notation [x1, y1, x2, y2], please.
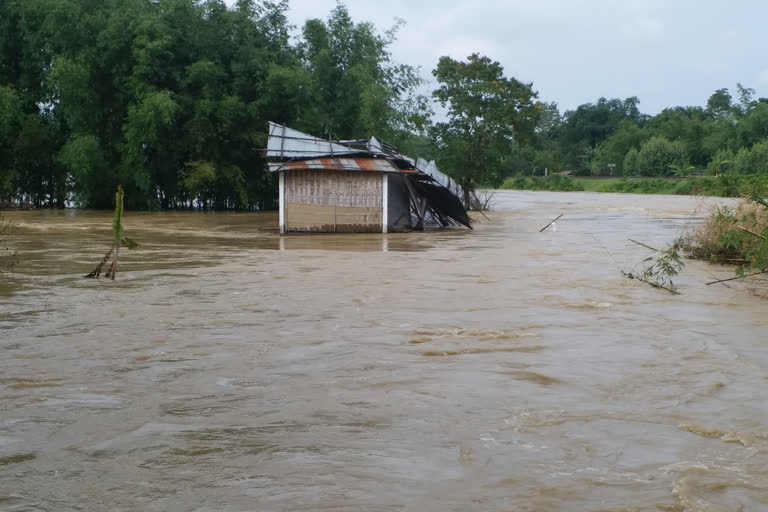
[679, 198, 768, 271]
[500, 174, 768, 198]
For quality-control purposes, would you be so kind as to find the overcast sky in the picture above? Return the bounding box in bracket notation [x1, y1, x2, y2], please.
[236, 0, 768, 114]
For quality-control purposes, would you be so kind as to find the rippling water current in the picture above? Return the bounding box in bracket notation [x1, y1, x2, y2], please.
[1, 191, 767, 511]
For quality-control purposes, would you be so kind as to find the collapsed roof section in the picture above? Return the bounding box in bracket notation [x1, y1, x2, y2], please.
[415, 157, 463, 199]
[267, 122, 471, 230]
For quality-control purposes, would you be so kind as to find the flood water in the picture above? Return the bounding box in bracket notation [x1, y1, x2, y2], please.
[1, 191, 767, 512]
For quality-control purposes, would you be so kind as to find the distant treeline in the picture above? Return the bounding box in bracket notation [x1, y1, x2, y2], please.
[501, 174, 768, 197]
[565, 90, 768, 178]
[2, 0, 768, 210]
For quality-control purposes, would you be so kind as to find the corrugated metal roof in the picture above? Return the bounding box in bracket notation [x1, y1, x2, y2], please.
[269, 158, 401, 173]
[415, 158, 463, 198]
[267, 122, 462, 198]
[267, 122, 360, 159]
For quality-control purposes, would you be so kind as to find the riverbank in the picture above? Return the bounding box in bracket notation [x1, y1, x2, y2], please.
[500, 174, 768, 197]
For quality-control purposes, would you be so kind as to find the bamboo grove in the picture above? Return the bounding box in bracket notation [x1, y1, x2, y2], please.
[3, 1, 768, 210]
[0, 0, 430, 209]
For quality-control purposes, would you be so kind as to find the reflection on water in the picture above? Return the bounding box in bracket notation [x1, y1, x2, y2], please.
[1, 191, 767, 511]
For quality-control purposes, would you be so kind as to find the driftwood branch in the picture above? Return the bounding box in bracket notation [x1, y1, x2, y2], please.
[622, 271, 681, 295]
[539, 213, 564, 232]
[706, 270, 768, 285]
[84, 248, 114, 278]
[628, 239, 658, 252]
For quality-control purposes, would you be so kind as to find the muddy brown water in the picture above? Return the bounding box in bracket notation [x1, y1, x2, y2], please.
[1, 191, 767, 512]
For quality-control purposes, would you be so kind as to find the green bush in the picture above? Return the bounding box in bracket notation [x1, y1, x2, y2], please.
[684, 175, 768, 197]
[627, 136, 689, 177]
[732, 138, 768, 174]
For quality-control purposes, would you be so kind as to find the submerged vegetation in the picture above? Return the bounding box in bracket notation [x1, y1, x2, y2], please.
[638, 244, 685, 293]
[0, 214, 17, 274]
[85, 186, 138, 280]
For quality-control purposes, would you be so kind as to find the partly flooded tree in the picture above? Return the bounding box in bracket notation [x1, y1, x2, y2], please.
[85, 186, 138, 280]
[0, 214, 18, 275]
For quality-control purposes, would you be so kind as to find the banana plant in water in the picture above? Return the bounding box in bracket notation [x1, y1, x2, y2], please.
[84, 186, 138, 280]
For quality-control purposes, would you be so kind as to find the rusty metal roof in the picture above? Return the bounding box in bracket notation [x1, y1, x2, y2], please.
[266, 122, 457, 189]
[268, 158, 401, 173]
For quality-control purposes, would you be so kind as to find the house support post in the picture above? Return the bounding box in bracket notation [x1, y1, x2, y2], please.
[279, 172, 286, 234]
[402, 176, 427, 231]
[382, 173, 389, 234]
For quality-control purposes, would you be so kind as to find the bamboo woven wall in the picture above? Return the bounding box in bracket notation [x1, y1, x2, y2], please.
[284, 170, 383, 232]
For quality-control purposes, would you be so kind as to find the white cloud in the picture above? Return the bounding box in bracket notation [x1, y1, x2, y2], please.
[759, 69, 768, 87]
[222, 0, 768, 113]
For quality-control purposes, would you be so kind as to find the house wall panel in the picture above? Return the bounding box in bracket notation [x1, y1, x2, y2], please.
[284, 170, 383, 232]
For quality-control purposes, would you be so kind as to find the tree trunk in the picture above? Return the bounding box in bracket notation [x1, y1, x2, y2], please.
[461, 179, 474, 210]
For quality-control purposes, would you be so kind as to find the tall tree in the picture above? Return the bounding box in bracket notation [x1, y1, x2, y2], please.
[297, 4, 429, 142]
[432, 53, 541, 203]
[706, 88, 733, 119]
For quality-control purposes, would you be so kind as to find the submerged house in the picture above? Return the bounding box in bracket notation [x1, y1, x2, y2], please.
[267, 122, 471, 234]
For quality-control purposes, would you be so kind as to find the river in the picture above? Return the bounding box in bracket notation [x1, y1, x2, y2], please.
[1, 191, 766, 511]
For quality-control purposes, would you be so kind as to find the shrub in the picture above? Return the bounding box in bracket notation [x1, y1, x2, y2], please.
[732, 138, 768, 175]
[600, 178, 676, 194]
[706, 148, 736, 176]
[633, 136, 689, 177]
[623, 148, 639, 176]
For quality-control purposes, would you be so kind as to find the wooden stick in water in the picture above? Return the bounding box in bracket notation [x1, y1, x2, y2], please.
[628, 239, 658, 252]
[737, 226, 767, 240]
[705, 270, 768, 285]
[539, 213, 564, 232]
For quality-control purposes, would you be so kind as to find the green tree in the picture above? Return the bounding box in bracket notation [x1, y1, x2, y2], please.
[591, 120, 646, 175]
[432, 53, 540, 203]
[736, 82, 757, 115]
[0, 86, 23, 203]
[737, 103, 768, 147]
[560, 96, 647, 173]
[707, 88, 733, 119]
[298, 4, 429, 141]
[644, 107, 713, 167]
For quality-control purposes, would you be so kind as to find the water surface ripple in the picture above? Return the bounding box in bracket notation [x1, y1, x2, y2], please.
[1, 191, 766, 511]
